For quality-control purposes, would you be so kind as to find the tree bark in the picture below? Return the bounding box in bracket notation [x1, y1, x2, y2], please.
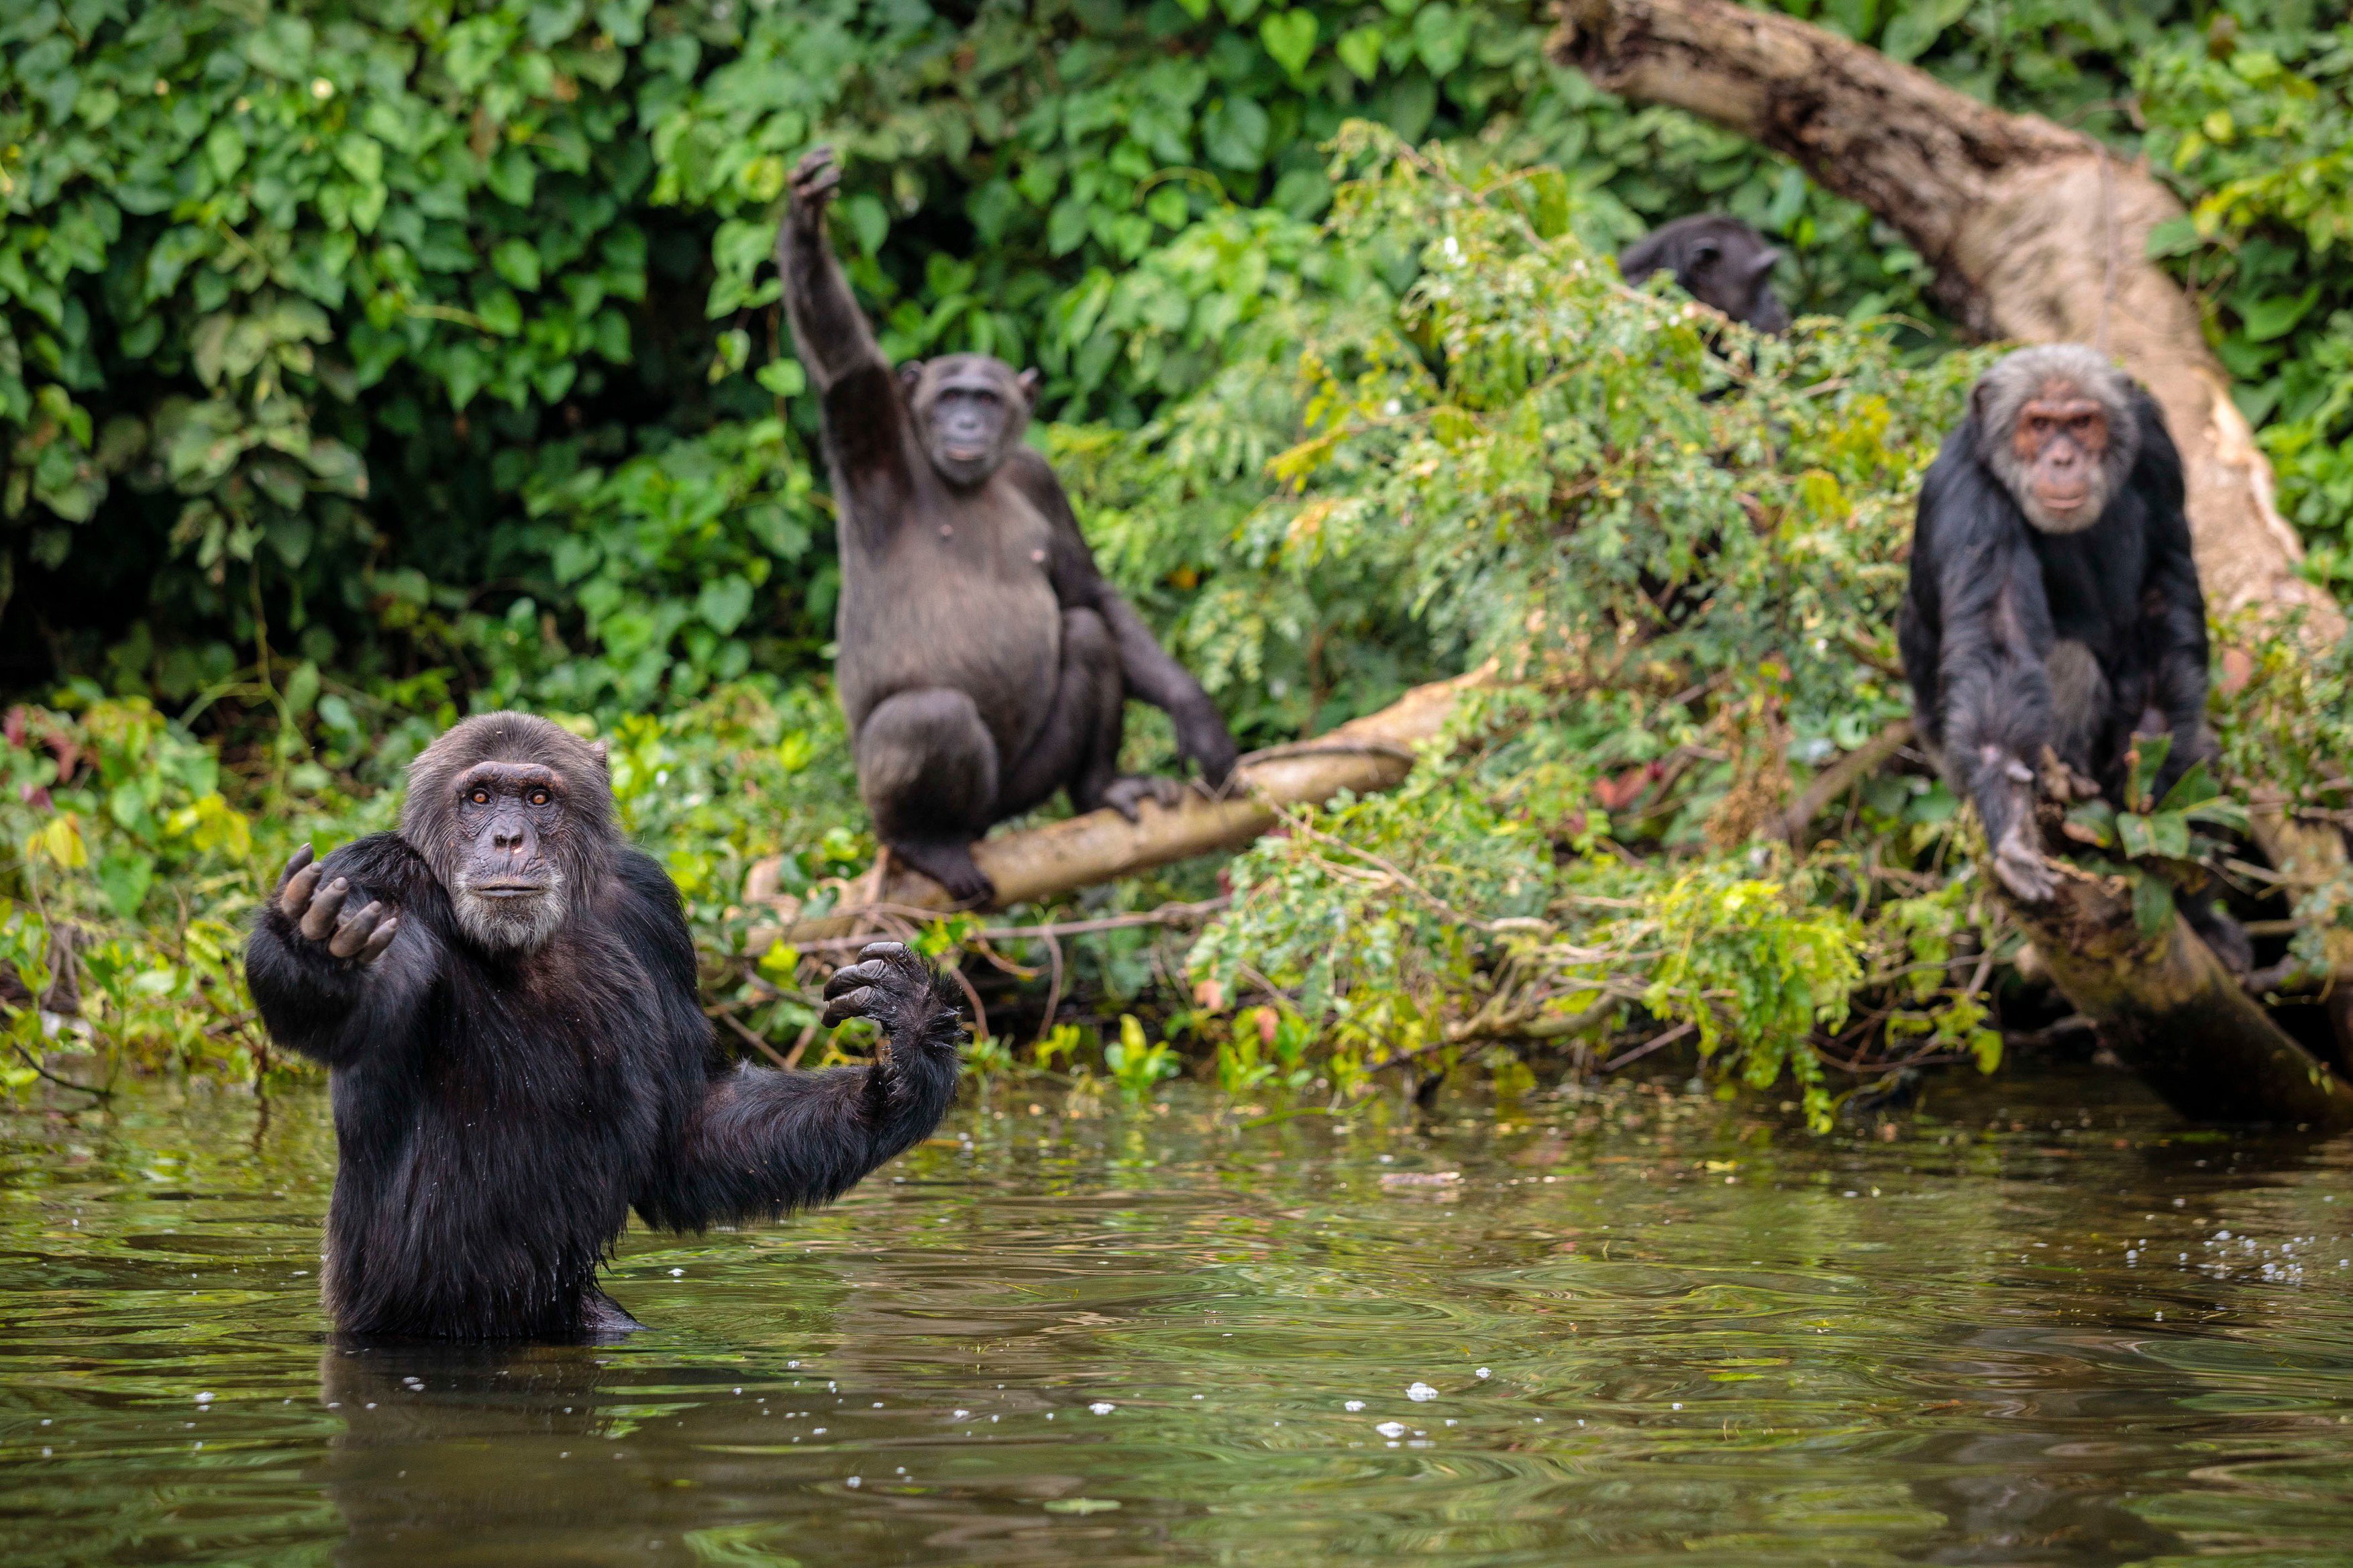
[2001, 861, 2353, 1130]
[1549, 0, 2344, 643]
[749, 666, 1489, 948]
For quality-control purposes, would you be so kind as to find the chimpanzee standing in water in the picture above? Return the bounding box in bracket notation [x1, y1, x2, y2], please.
[778, 146, 1237, 906]
[1619, 215, 1791, 333]
[245, 713, 963, 1340]
[1899, 344, 2249, 970]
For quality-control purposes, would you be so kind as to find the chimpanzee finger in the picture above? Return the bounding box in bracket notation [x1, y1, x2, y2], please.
[280, 858, 325, 921]
[822, 957, 892, 1002]
[298, 877, 352, 943]
[355, 916, 399, 965]
[327, 900, 385, 959]
[276, 843, 315, 894]
[821, 986, 875, 1028]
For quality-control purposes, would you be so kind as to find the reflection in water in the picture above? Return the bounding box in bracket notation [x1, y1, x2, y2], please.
[1, 1066, 2350, 1566]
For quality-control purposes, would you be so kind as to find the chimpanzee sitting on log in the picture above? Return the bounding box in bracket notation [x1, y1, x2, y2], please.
[1899, 344, 2250, 971]
[1619, 215, 1791, 333]
[244, 713, 963, 1340]
[778, 146, 1237, 906]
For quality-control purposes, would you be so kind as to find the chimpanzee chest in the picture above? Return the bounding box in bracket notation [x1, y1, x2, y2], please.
[837, 476, 1063, 752]
[2030, 508, 2148, 661]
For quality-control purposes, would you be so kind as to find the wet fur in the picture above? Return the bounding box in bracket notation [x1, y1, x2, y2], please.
[245, 714, 963, 1339]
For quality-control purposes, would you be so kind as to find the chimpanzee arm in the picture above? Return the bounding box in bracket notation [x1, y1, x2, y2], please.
[776, 147, 911, 511]
[1006, 446, 1238, 786]
[244, 835, 439, 1071]
[636, 944, 963, 1231]
[2130, 393, 2212, 785]
[1916, 445, 2066, 895]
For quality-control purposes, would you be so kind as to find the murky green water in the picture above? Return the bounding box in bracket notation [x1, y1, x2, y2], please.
[3, 1068, 2352, 1567]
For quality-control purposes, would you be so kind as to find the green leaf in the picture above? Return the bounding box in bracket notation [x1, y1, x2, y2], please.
[1412, 3, 1471, 76]
[1880, 0, 1971, 64]
[2144, 214, 2204, 260]
[2131, 871, 2177, 941]
[754, 358, 806, 397]
[491, 238, 543, 291]
[2146, 811, 2191, 860]
[2240, 284, 2319, 344]
[282, 659, 321, 717]
[1337, 25, 1385, 82]
[1260, 11, 1318, 76]
[97, 852, 155, 921]
[2115, 811, 2156, 859]
[1203, 97, 1270, 170]
[2062, 799, 2117, 848]
[2154, 758, 2217, 812]
[696, 575, 753, 635]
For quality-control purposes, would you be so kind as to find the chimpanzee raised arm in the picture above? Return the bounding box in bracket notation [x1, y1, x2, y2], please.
[776, 145, 1236, 906]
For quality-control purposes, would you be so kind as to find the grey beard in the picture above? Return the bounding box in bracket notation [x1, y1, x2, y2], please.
[453, 878, 567, 954]
[2019, 488, 2107, 535]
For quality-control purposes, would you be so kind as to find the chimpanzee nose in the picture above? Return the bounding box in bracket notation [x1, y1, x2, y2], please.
[492, 823, 527, 853]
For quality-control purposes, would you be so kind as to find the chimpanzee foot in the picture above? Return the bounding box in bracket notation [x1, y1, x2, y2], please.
[1098, 775, 1187, 823]
[891, 838, 995, 907]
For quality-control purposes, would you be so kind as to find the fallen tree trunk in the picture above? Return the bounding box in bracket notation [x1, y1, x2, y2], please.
[2001, 861, 2353, 1130]
[1551, 0, 2353, 1114]
[1549, 0, 2344, 644]
[749, 666, 1489, 947]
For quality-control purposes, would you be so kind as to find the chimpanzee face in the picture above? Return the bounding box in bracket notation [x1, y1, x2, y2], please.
[450, 760, 572, 951]
[2011, 378, 2111, 530]
[1681, 236, 1790, 334]
[905, 355, 1041, 488]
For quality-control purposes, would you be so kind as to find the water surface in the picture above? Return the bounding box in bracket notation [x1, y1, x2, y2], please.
[3, 1067, 2351, 1565]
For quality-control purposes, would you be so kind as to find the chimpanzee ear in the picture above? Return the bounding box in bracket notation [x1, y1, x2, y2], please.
[1015, 368, 1041, 405]
[898, 361, 924, 402]
[591, 740, 609, 772]
[1748, 246, 1783, 278]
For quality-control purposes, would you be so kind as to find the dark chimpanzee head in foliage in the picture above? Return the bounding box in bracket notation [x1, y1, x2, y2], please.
[899, 354, 1043, 488]
[1969, 344, 2141, 536]
[401, 713, 617, 955]
[1619, 215, 1791, 334]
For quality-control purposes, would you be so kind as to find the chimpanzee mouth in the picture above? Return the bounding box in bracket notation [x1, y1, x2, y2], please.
[942, 442, 988, 463]
[468, 881, 548, 898]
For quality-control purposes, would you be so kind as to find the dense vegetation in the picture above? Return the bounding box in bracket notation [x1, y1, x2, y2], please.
[3, 0, 2351, 1125]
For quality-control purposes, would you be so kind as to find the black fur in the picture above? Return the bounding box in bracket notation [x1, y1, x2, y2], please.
[245, 727, 962, 1341]
[778, 146, 1236, 904]
[1620, 214, 1791, 333]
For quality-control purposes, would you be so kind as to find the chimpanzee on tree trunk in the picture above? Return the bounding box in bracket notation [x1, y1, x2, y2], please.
[1899, 344, 2250, 972]
[777, 146, 1237, 906]
[244, 713, 963, 1340]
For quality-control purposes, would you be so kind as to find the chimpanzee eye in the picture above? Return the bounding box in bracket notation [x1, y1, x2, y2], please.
[529, 789, 551, 806]
[469, 788, 490, 804]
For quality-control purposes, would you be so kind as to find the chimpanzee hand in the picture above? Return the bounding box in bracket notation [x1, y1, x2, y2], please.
[788, 146, 841, 232]
[276, 844, 400, 964]
[1100, 775, 1186, 823]
[1177, 707, 1238, 792]
[1989, 819, 2058, 904]
[821, 942, 951, 1045]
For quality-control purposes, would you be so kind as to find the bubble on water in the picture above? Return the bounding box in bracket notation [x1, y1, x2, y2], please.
[953, 1409, 970, 1418]
[1475, 1367, 1491, 1379]
[1345, 1400, 1365, 1412]
[1090, 1402, 1115, 1415]
[194, 1392, 212, 1404]
[1375, 1420, 1406, 1437]
[670, 1267, 685, 1277]
[1406, 1382, 1438, 1402]
[846, 1476, 860, 1488]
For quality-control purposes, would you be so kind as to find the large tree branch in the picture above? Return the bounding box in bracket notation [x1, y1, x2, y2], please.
[749, 666, 1489, 947]
[1551, 0, 2343, 643]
